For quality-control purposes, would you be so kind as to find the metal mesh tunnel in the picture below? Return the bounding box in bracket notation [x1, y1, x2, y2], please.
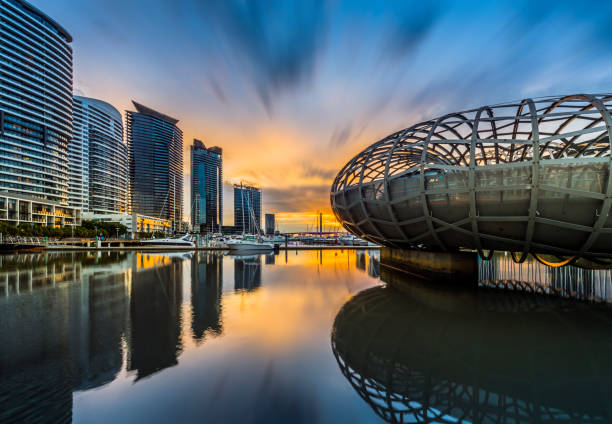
[330, 94, 612, 260]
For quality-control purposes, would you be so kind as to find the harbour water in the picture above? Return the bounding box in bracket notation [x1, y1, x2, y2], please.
[1, 249, 612, 423]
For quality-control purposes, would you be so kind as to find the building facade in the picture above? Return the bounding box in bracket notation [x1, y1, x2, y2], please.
[85, 213, 170, 237]
[127, 101, 183, 232]
[190, 139, 222, 233]
[265, 213, 275, 235]
[71, 96, 128, 214]
[233, 183, 261, 234]
[0, 0, 80, 226]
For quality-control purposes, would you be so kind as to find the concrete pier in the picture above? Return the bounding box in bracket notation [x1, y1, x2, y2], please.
[380, 247, 478, 287]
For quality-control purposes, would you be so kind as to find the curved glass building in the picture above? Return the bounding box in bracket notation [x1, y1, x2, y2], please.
[127, 101, 183, 232]
[71, 96, 128, 214]
[0, 0, 79, 225]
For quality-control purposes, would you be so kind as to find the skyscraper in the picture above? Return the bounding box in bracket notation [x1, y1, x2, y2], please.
[126, 101, 183, 232]
[190, 139, 222, 233]
[0, 0, 80, 226]
[233, 183, 261, 234]
[265, 213, 275, 235]
[70, 96, 128, 214]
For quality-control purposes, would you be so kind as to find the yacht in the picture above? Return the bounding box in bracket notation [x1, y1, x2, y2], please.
[225, 235, 274, 252]
[139, 234, 196, 247]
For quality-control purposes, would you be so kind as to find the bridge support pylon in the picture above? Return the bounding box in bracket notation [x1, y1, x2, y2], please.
[380, 247, 478, 287]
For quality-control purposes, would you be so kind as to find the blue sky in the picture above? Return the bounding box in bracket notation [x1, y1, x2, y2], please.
[33, 0, 612, 230]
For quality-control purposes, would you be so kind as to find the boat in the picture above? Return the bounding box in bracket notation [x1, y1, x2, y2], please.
[225, 235, 274, 252]
[263, 234, 286, 243]
[139, 234, 195, 247]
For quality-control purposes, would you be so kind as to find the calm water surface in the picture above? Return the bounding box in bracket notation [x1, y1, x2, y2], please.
[1, 249, 612, 424]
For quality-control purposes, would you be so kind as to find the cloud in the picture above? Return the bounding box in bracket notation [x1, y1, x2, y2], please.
[300, 163, 337, 181]
[263, 185, 332, 213]
[199, 0, 330, 114]
[328, 123, 352, 148]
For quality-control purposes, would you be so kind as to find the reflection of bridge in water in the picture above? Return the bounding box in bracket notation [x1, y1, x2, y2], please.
[480, 252, 612, 303]
[332, 267, 612, 423]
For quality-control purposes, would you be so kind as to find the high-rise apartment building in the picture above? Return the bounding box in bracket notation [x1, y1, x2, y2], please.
[70, 96, 128, 214]
[265, 213, 275, 235]
[126, 101, 183, 232]
[0, 0, 80, 226]
[233, 183, 261, 234]
[190, 139, 222, 233]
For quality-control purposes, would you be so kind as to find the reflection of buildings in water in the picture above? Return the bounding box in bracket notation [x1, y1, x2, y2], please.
[264, 252, 276, 265]
[0, 252, 81, 296]
[0, 253, 129, 423]
[332, 268, 612, 423]
[0, 252, 130, 297]
[234, 255, 262, 292]
[366, 251, 380, 278]
[355, 251, 366, 271]
[191, 253, 223, 342]
[128, 256, 183, 380]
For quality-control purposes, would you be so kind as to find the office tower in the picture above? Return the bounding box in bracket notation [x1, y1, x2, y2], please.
[71, 96, 128, 214]
[265, 213, 275, 235]
[190, 139, 222, 233]
[0, 0, 80, 226]
[126, 101, 183, 232]
[233, 183, 261, 234]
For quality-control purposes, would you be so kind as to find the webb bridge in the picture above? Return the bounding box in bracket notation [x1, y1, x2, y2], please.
[331, 93, 612, 267]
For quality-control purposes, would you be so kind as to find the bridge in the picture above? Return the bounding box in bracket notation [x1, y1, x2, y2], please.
[331, 94, 612, 271]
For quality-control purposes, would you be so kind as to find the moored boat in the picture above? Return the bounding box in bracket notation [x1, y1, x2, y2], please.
[139, 234, 195, 247]
[226, 235, 274, 252]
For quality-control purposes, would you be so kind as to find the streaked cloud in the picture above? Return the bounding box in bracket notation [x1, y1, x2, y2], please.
[31, 0, 612, 230]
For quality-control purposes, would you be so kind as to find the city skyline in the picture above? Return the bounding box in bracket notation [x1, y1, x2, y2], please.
[24, 0, 612, 231]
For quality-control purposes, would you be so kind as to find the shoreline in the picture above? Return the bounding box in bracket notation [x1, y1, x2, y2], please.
[4, 245, 381, 253]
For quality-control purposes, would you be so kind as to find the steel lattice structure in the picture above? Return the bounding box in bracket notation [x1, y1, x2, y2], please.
[331, 94, 612, 260]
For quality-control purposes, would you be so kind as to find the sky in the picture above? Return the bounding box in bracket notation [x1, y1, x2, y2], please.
[33, 0, 612, 231]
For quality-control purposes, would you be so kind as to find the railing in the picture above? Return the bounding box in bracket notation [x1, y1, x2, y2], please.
[0, 236, 46, 245]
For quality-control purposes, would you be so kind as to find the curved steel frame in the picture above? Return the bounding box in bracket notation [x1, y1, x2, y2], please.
[331, 94, 612, 260]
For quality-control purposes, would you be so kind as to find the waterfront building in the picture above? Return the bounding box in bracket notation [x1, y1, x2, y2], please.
[126, 101, 183, 232]
[233, 183, 261, 234]
[0, 0, 80, 226]
[190, 139, 222, 233]
[84, 212, 170, 237]
[265, 213, 275, 235]
[71, 96, 128, 214]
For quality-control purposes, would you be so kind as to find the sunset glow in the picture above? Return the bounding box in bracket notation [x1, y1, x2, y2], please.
[30, 0, 612, 231]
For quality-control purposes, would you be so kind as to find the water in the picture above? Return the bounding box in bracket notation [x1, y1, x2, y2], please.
[479, 252, 612, 303]
[1, 250, 612, 423]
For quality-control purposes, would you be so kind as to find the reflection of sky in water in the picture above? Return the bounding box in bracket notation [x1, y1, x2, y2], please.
[3, 249, 610, 423]
[0, 250, 382, 423]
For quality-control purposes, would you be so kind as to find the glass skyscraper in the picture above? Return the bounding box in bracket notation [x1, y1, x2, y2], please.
[127, 101, 183, 231]
[265, 213, 275, 235]
[190, 139, 222, 233]
[0, 0, 80, 226]
[234, 183, 261, 234]
[70, 96, 128, 214]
